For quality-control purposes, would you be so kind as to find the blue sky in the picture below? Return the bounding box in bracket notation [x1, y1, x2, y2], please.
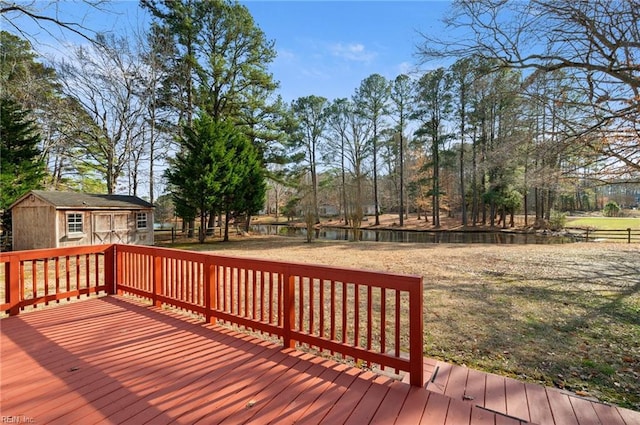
[242, 1, 453, 101]
[4, 1, 453, 103]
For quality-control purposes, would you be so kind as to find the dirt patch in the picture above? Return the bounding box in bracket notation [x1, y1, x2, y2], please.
[168, 235, 640, 410]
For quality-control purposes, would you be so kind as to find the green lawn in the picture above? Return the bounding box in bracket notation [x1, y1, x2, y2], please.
[566, 216, 640, 230]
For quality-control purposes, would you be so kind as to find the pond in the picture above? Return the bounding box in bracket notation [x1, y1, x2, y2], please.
[250, 224, 575, 244]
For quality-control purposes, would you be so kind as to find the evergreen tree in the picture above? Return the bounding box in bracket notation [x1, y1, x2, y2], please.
[0, 97, 45, 230]
[165, 113, 225, 243]
[166, 114, 265, 242]
[219, 125, 266, 241]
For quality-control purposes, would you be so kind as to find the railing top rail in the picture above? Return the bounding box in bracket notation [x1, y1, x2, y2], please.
[0, 244, 114, 262]
[115, 244, 422, 290]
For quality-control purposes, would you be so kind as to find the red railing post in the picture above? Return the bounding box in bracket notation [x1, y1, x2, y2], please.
[204, 261, 217, 324]
[153, 255, 162, 308]
[104, 245, 116, 295]
[7, 256, 20, 316]
[283, 272, 296, 348]
[409, 277, 424, 387]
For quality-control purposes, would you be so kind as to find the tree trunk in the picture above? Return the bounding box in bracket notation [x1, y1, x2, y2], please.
[223, 210, 231, 242]
[399, 131, 404, 227]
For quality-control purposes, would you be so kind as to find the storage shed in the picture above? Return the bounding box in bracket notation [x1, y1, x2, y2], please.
[9, 190, 154, 251]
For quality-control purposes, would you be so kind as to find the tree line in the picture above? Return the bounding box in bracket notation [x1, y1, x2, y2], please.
[1, 0, 638, 240]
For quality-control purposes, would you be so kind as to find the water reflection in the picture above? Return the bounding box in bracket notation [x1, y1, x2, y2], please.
[251, 225, 573, 244]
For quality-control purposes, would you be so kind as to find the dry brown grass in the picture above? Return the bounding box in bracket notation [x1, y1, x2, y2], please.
[167, 235, 640, 410]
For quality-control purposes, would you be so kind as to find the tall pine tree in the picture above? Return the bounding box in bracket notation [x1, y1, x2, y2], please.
[0, 97, 45, 230]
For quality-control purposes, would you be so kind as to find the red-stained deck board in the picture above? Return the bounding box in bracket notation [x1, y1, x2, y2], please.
[51, 323, 268, 424]
[370, 380, 411, 424]
[525, 383, 556, 425]
[616, 405, 640, 425]
[344, 375, 393, 424]
[294, 364, 361, 425]
[420, 391, 451, 425]
[212, 352, 316, 424]
[484, 372, 507, 414]
[568, 396, 602, 425]
[2, 296, 639, 425]
[249, 355, 341, 425]
[393, 385, 430, 424]
[495, 414, 525, 425]
[178, 350, 304, 424]
[318, 371, 376, 424]
[547, 391, 580, 425]
[268, 359, 348, 425]
[151, 345, 291, 425]
[114, 338, 282, 425]
[591, 402, 626, 425]
[470, 405, 497, 425]
[445, 398, 472, 425]
[426, 360, 453, 394]
[444, 363, 469, 400]
[505, 377, 530, 422]
[63, 335, 272, 422]
[465, 368, 487, 406]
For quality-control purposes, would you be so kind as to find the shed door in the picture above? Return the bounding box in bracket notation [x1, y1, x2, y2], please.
[93, 213, 130, 244]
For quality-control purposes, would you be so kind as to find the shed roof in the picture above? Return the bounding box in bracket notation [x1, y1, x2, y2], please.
[11, 190, 154, 210]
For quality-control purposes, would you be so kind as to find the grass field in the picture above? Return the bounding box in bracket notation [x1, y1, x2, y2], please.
[566, 216, 640, 230]
[172, 236, 640, 411]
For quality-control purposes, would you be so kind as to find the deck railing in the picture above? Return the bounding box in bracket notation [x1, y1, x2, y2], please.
[1, 244, 424, 386]
[0, 245, 114, 315]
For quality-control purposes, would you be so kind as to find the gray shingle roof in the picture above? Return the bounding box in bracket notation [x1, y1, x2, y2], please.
[24, 190, 154, 209]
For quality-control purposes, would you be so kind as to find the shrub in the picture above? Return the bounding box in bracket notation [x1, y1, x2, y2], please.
[549, 209, 567, 230]
[603, 201, 622, 217]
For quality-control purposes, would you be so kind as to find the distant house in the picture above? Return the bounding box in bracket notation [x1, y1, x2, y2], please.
[9, 190, 154, 251]
[318, 204, 339, 217]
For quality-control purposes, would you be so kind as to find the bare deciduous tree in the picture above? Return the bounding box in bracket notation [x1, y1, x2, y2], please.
[418, 0, 640, 173]
[57, 34, 146, 194]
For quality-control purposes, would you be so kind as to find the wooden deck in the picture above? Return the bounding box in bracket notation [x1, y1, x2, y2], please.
[2, 296, 639, 425]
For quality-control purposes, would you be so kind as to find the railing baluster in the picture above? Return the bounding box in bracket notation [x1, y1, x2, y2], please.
[260, 271, 266, 322]
[354, 283, 360, 353]
[44, 258, 49, 306]
[380, 287, 386, 356]
[395, 290, 400, 361]
[298, 277, 304, 331]
[268, 272, 274, 326]
[19, 260, 25, 305]
[84, 255, 90, 294]
[31, 260, 37, 302]
[330, 280, 336, 348]
[319, 279, 325, 339]
[341, 281, 347, 355]
[75, 255, 80, 299]
[55, 257, 61, 299]
[309, 277, 314, 337]
[367, 285, 372, 356]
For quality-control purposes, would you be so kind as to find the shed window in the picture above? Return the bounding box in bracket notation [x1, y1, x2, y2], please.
[136, 212, 148, 229]
[67, 213, 84, 234]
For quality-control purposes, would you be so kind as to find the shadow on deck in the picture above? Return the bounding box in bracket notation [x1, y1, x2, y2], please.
[2, 296, 638, 425]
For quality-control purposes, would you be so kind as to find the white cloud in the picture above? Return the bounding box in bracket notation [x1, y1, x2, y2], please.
[276, 48, 296, 62]
[395, 61, 415, 76]
[329, 42, 377, 63]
